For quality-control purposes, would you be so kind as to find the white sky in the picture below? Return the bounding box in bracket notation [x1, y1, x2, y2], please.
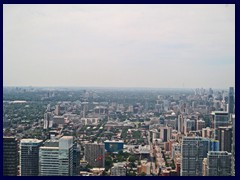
[3, 4, 235, 88]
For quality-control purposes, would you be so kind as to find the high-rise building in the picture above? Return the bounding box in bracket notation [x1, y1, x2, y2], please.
[55, 105, 60, 115]
[177, 115, 184, 134]
[202, 127, 213, 138]
[228, 87, 234, 114]
[73, 142, 81, 176]
[39, 139, 59, 176]
[218, 126, 232, 152]
[84, 142, 105, 168]
[202, 158, 208, 176]
[210, 139, 219, 151]
[39, 136, 74, 176]
[20, 139, 43, 176]
[43, 112, 52, 129]
[207, 151, 231, 176]
[59, 136, 74, 176]
[3, 137, 18, 176]
[196, 120, 205, 131]
[211, 111, 229, 140]
[181, 137, 209, 176]
[159, 126, 172, 142]
[231, 114, 235, 176]
[183, 119, 195, 135]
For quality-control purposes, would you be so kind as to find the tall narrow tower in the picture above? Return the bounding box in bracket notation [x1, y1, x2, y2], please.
[3, 137, 18, 176]
[228, 87, 234, 114]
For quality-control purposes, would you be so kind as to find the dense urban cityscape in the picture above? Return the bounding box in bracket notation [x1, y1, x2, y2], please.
[3, 86, 235, 176]
[3, 4, 235, 177]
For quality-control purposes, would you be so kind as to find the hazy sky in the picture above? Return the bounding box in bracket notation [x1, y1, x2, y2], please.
[3, 4, 235, 89]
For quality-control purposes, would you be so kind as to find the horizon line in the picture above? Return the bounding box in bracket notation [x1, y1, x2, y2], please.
[3, 85, 231, 90]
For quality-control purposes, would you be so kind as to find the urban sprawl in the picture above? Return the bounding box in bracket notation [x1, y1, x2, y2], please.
[3, 87, 235, 176]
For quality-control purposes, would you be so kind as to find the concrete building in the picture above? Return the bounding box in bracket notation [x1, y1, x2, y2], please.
[104, 140, 124, 153]
[53, 116, 65, 125]
[73, 142, 81, 176]
[181, 137, 209, 176]
[202, 127, 213, 138]
[171, 143, 181, 159]
[196, 119, 205, 131]
[218, 126, 232, 152]
[55, 105, 60, 115]
[58, 136, 74, 176]
[94, 106, 108, 115]
[210, 139, 219, 151]
[3, 136, 18, 176]
[228, 87, 234, 114]
[39, 136, 74, 176]
[211, 111, 229, 140]
[84, 143, 105, 168]
[81, 118, 99, 125]
[39, 140, 59, 176]
[183, 119, 195, 135]
[177, 115, 184, 134]
[231, 114, 235, 176]
[207, 151, 231, 176]
[159, 126, 172, 142]
[20, 139, 43, 176]
[43, 112, 52, 129]
[202, 158, 208, 176]
[111, 162, 126, 176]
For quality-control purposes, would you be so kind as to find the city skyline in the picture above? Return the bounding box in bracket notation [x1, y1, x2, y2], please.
[3, 4, 235, 88]
[3, 86, 235, 176]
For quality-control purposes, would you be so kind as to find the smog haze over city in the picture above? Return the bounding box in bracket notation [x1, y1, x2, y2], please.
[3, 4, 234, 89]
[3, 4, 235, 177]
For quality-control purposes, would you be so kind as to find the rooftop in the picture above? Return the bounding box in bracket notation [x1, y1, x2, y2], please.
[21, 139, 43, 143]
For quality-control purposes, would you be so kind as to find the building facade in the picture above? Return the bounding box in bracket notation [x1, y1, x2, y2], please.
[181, 137, 209, 176]
[218, 126, 232, 152]
[84, 143, 105, 168]
[207, 151, 231, 176]
[20, 139, 43, 176]
[228, 87, 234, 114]
[111, 162, 126, 176]
[104, 140, 124, 153]
[211, 111, 229, 140]
[39, 136, 74, 176]
[231, 114, 235, 176]
[3, 137, 18, 176]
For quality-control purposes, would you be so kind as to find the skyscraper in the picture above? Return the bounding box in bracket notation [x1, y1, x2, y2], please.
[218, 126, 232, 152]
[177, 115, 184, 134]
[181, 137, 209, 176]
[207, 151, 231, 176]
[39, 136, 74, 176]
[228, 87, 234, 114]
[3, 136, 18, 176]
[202, 158, 208, 176]
[20, 139, 43, 176]
[231, 114, 235, 176]
[73, 142, 81, 176]
[59, 136, 74, 176]
[43, 112, 52, 129]
[39, 139, 59, 176]
[210, 139, 219, 151]
[84, 142, 105, 168]
[183, 119, 195, 135]
[211, 111, 229, 140]
[196, 120, 205, 131]
[159, 126, 172, 142]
